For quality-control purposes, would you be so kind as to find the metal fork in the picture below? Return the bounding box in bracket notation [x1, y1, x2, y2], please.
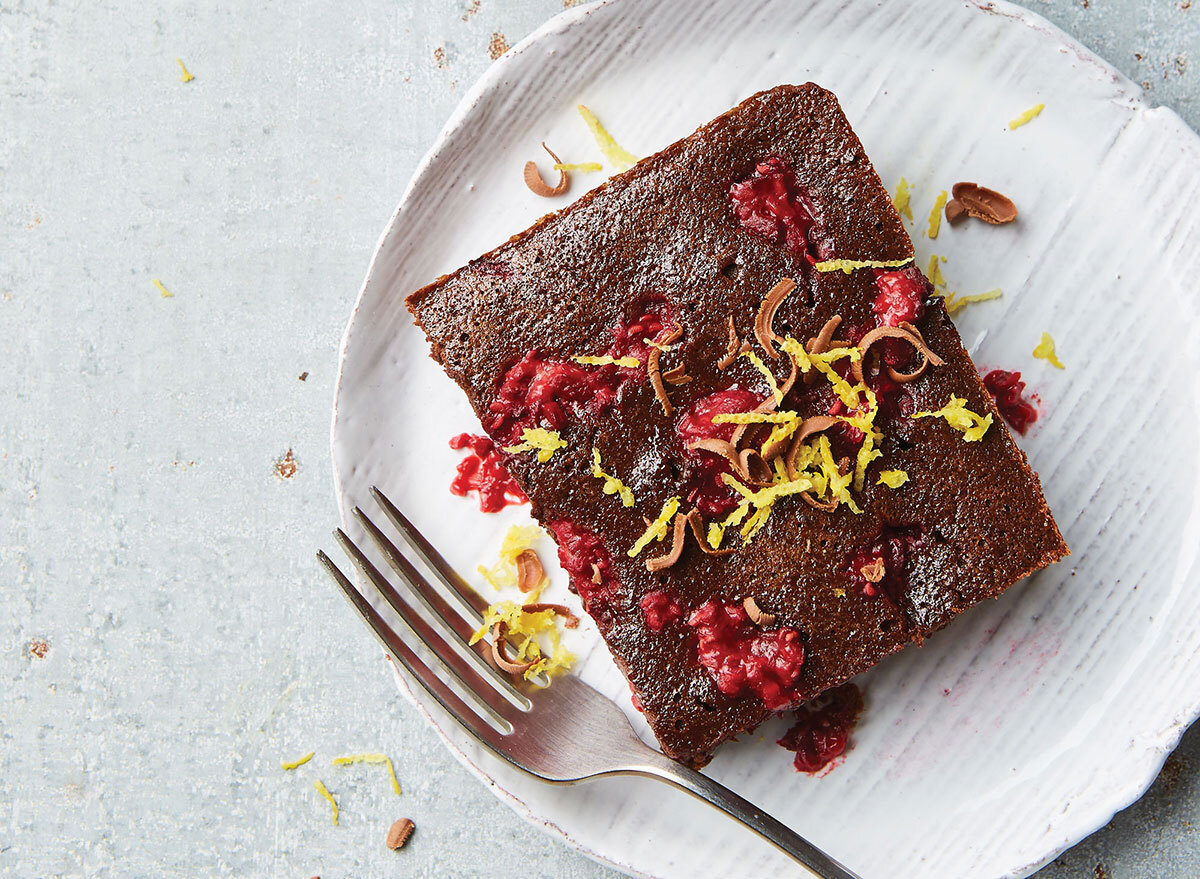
[318, 486, 861, 879]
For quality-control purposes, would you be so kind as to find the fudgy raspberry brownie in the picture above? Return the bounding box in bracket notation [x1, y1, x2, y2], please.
[407, 84, 1067, 766]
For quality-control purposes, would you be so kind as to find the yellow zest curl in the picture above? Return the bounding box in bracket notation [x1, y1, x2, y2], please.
[1033, 331, 1065, 369]
[176, 58, 195, 83]
[628, 497, 681, 557]
[572, 354, 640, 368]
[913, 396, 993, 442]
[928, 191, 948, 239]
[813, 257, 913, 274]
[281, 751, 314, 770]
[741, 349, 783, 404]
[591, 448, 635, 507]
[893, 177, 913, 221]
[332, 753, 402, 796]
[877, 469, 909, 488]
[942, 288, 1002, 314]
[1009, 103, 1045, 130]
[313, 780, 338, 825]
[503, 428, 566, 462]
[554, 162, 603, 173]
[577, 105, 638, 171]
[927, 255, 947, 289]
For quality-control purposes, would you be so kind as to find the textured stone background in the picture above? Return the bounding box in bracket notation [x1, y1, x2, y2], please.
[2, 1, 1197, 877]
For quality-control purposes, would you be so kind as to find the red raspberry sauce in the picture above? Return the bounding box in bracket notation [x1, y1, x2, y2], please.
[845, 526, 924, 606]
[487, 308, 669, 444]
[677, 387, 764, 517]
[983, 369, 1038, 434]
[687, 599, 805, 710]
[547, 519, 618, 624]
[777, 683, 864, 774]
[448, 433, 527, 512]
[641, 590, 684, 632]
[729, 157, 819, 260]
[872, 268, 927, 328]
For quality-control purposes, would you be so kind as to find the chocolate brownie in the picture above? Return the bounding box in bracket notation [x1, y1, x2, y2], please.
[407, 84, 1068, 765]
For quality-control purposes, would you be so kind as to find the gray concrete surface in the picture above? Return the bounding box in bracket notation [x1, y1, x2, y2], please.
[2, 1, 1197, 876]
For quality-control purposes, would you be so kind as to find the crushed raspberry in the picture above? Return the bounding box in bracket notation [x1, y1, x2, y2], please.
[640, 590, 684, 632]
[677, 387, 764, 517]
[729, 157, 820, 261]
[687, 599, 805, 710]
[448, 433, 527, 512]
[547, 519, 619, 624]
[872, 267, 927, 328]
[845, 525, 925, 607]
[487, 307, 671, 443]
[984, 369, 1038, 435]
[777, 683, 863, 774]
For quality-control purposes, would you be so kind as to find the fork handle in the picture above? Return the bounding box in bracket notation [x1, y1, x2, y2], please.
[626, 757, 863, 879]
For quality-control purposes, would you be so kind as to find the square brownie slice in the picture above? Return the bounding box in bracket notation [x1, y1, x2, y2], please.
[407, 84, 1068, 765]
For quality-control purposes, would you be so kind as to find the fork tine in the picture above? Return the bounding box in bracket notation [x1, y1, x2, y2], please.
[349, 509, 530, 706]
[317, 549, 512, 737]
[330, 531, 527, 724]
[369, 486, 489, 620]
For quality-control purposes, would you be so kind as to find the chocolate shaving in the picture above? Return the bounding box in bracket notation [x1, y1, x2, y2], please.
[852, 323, 944, 385]
[717, 315, 741, 370]
[808, 315, 843, 356]
[386, 818, 415, 850]
[515, 549, 544, 593]
[800, 492, 840, 512]
[861, 558, 886, 583]
[685, 508, 737, 555]
[951, 181, 1018, 225]
[646, 512, 688, 572]
[784, 416, 842, 480]
[754, 278, 796, 359]
[687, 438, 772, 485]
[523, 142, 569, 197]
[742, 596, 776, 626]
[662, 363, 692, 385]
[489, 622, 537, 675]
[522, 602, 580, 628]
[945, 198, 967, 225]
[647, 326, 683, 416]
[590, 563, 602, 585]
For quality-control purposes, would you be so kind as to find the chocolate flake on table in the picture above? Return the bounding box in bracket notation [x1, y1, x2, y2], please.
[742, 596, 776, 626]
[515, 548, 545, 593]
[944, 198, 967, 225]
[950, 182, 1018, 225]
[524, 142, 570, 198]
[754, 277, 796, 359]
[386, 818, 415, 850]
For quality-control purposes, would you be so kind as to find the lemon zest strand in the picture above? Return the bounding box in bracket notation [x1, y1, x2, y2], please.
[281, 751, 314, 770]
[591, 447, 635, 507]
[1033, 331, 1065, 369]
[577, 105, 638, 171]
[813, 257, 913, 274]
[176, 58, 195, 83]
[313, 780, 338, 825]
[553, 162, 603, 172]
[503, 428, 566, 463]
[572, 354, 640, 368]
[332, 753, 402, 796]
[913, 396, 993, 442]
[628, 497, 681, 557]
[1009, 103, 1045, 130]
[153, 279, 174, 298]
[877, 469, 909, 488]
[893, 177, 913, 221]
[928, 191, 948, 239]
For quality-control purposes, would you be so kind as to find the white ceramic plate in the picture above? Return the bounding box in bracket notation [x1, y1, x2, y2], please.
[331, 0, 1200, 876]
